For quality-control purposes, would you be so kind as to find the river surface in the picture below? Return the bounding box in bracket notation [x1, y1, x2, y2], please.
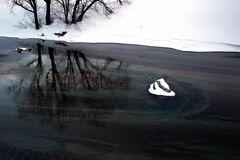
[0, 37, 240, 160]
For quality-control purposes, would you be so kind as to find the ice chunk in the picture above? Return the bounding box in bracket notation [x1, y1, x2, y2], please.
[15, 47, 32, 54]
[148, 78, 175, 97]
[156, 78, 170, 90]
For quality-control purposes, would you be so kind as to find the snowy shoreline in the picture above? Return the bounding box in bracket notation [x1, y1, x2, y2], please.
[1, 0, 240, 52]
[0, 35, 240, 53]
[2, 36, 240, 54]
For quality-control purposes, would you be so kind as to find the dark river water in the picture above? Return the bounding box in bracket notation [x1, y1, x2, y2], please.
[0, 37, 240, 160]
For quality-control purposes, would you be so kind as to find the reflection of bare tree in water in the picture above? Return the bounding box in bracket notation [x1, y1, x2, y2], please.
[14, 43, 129, 129]
[60, 49, 124, 91]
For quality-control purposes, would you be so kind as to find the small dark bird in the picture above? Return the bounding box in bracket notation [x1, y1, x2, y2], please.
[41, 33, 45, 36]
[15, 47, 32, 54]
[54, 31, 67, 37]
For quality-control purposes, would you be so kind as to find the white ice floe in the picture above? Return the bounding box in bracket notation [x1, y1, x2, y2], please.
[15, 47, 32, 53]
[148, 78, 175, 97]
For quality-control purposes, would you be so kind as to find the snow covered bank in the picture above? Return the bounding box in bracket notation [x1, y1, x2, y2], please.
[0, 0, 240, 52]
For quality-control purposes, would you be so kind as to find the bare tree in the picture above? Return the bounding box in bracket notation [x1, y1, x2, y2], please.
[12, 0, 40, 29]
[55, 0, 126, 24]
[54, 0, 70, 24]
[10, 0, 129, 29]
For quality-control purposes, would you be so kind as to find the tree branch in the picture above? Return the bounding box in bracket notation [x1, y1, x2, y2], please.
[13, 0, 34, 13]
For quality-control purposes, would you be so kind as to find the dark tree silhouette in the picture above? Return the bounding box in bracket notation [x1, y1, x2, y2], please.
[55, 0, 127, 24]
[10, 0, 129, 28]
[12, 0, 40, 29]
[44, 0, 52, 25]
[55, 0, 71, 24]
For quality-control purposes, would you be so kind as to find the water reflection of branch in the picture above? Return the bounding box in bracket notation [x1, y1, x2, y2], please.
[74, 50, 91, 89]
[13, 43, 129, 129]
[46, 47, 63, 92]
[31, 43, 43, 91]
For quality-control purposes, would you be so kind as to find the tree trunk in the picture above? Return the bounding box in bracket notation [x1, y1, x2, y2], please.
[77, 14, 84, 23]
[76, 0, 98, 23]
[71, 0, 80, 24]
[46, 0, 51, 25]
[34, 10, 40, 29]
[64, 6, 69, 24]
[32, 0, 40, 29]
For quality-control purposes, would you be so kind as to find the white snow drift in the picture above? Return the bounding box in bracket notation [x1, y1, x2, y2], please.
[148, 78, 175, 97]
[0, 0, 240, 52]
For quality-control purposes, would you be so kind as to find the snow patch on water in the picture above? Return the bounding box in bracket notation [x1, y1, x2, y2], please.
[149, 78, 176, 97]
